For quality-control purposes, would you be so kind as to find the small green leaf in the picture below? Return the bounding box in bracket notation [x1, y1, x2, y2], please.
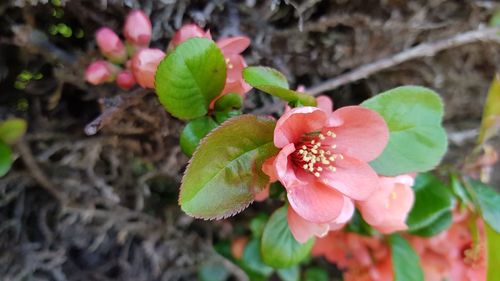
[241, 239, 274, 281]
[250, 213, 269, 238]
[214, 93, 243, 111]
[0, 142, 12, 177]
[243, 67, 316, 107]
[214, 110, 242, 124]
[180, 117, 219, 156]
[486, 222, 500, 281]
[407, 173, 453, 236]
[261, 206, 314, 268]
[303, 267, 329, 281]
[277, 266, 300, 281]
[469, 179, 500, 233]
[389, 234, 424, 281]
[155, 38, 226, 120]
[409, 211, 452, 237]
[362, 86, 447, 176]
[180, 115, 278, 219]
[0, 118, 27, 145]
[478, 75, 500, 144]
[198, 263, 230, 281]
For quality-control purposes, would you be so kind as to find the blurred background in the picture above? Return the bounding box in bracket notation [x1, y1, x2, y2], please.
[0, 0, 499, 280]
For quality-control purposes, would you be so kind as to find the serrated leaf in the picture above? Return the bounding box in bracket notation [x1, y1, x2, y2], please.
[0, 141, 12, 177]
[469, 178, 500, 233]
[389, 234, 424, 281]
[407, 173, 453, 236]
[155, 38, 226, 120]
[362, 86, 447, 176]
[0, 118, 27, 145]
[180, 117, 218, 156]
[180, 115, 278, 219]
[261, 205, 314, 268]
[243, 66, 316, 107]
[486, 222, 500, 281]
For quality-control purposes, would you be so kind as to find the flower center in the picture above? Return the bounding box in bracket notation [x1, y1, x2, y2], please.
[292, 130, 343, 178]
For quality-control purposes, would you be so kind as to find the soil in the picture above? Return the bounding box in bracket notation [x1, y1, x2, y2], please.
[0, 0, 499, 280]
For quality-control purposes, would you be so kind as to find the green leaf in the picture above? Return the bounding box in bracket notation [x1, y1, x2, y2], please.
[0, 142, 12, 177]
[214, 110, 242, 124]
[155, 38, 226, 120]
[303, 267, 329, 281]
[261, 205, 314, 268]
[250, 213, 269, 238]
[180, 117, 219, 156]
[478, 75, 500, 144]
[240, 239, 274, 281]
[0, 118, 27, 145]
[389, 234, 424, 281]
[486, 222, 500, 281]
[469, 178, 500, 233]
[277, 266, 300, 281]
[243, 67, 317, 107]
[407, 173, 453, 236]
[362, 86, 447, 176]
[198, 263, 230, 281]
[180, 115, 278, 219]
[214, 93, 243, 111]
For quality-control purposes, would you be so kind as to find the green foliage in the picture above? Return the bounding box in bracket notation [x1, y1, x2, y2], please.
[478, 75, 500, 144]
[362, 86, 447, 176]
[389, 234, 424, 281]
[0, 118, 27, 145]
[346, 210, 377, 236]
[277, 266, 300, 281]
[198, 263, 230, 281]
[241, 239, 274, 281]
[261, 206, 314, 268]
[485, 223, 500, 281]
[243, 66, 317, 107]
[180, 117, 218, 156]
[155, 38, 226, 120]
[214, 93, 243, 111]
[0, 142, 12, 177]
[469, 178, 500, 233]
[303, 267, 329, 281]
[179, 115, 278, 219]
[407, 173, 453, 236]
[250, 213, 269, 238]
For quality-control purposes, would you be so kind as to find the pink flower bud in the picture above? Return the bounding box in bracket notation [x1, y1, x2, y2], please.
[131, 48, 165, 89]
[116, 70, 136, 90]
[123, 10, 152, 47]
[85, 60, 118, 85]
[168, 23, 212, 50]
[95, 27, 127, 63]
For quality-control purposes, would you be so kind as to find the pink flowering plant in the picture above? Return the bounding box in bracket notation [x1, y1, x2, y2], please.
[83, 10, 500, 281]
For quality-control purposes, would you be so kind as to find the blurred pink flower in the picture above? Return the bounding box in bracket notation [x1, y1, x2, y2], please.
[116, 70, 136, 90]
[262, 96, 389, 242]
[95, 27, 127, 63]
[358, 174, 415, 234]
[168, 23, 212, 50]
[85, 60, 118, 85]
[123, 10, 152, 47]
[131, 48, 165, 89]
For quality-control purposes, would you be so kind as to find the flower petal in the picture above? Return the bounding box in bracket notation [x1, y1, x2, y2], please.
[287, 181, 344, 223]
[320, 155, 380, 201]
[217, 36, 251, 55]
[274, 143, 307, 189]
[274, 107, 327, 148]
[329, 106, 389, 162]
[287, 206, 329, 243]
[316, 95, 333, 115]
[262, 156, 278, 182]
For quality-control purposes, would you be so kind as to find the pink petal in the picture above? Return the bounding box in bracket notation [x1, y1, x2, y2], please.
[328, 197, 355, 231]
[273, 143, 307, 188]
[287, 206, 329, 243]
[287, 180, 344, 223]
[320, 155, 380, 201]
[262, 156, 278, 182]
[217, 36, 250, 56]
[316, 95, 333, 115]
[225, 54, 247, 82]
[254, 185, 270, 202]
[274, 107, 327, 148]
[329, 106, 389, 162]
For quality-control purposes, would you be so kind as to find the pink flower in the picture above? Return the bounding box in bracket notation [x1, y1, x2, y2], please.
[85, 60, 118, 85]
[217, 36, 252, 97]
[116, 70, 136, 90]
[168, 23, 212, 50]
[95, 27, 127, 63]
[131, 48, 165, 89]
[358, 174, 415, 234]
[262, 96, 389, 242]
[123, 10, 152, 47]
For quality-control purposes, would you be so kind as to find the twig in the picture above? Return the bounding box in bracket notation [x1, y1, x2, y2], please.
[15, 140, 64, 202]
[84, 89, 150, 135]
[307, 26, 500, 95]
